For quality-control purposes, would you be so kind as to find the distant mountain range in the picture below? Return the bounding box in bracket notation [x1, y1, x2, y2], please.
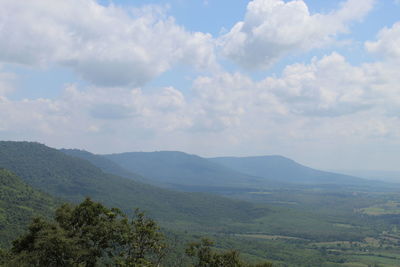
[2, 141, 398, 265]
[103, 151, 269, 190]
[333, 169, 400, 183]
[98, 151, 368, 188]
[60, 149, 148, 183]
[209, 155, 367, 185]
[0, 141, 268, 241]
[1, 141, 397, 248]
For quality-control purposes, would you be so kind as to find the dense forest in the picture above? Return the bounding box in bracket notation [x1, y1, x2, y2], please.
[0, 198, 272, 267]
[0, 169, 58, 246]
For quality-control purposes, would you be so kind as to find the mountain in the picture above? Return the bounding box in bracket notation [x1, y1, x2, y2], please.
[60, 148, 147, 183]
[334, 169, 400, 184]
[0, 169, 58, 246]
[104, 151, 372, 189]
[210, 155, 368, 185]
[104, 151, 270, 190]
[0, 141, 268, 232]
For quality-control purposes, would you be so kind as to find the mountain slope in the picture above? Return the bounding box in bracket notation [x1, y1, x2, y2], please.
[60, 148, 147, 183]
[0, 142, 268, 231]
[104, 151, 268, 189]
[210, 156, 367, 185]
[0, 169, 58, 246]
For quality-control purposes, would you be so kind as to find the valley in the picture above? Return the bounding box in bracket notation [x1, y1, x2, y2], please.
[1, 141, 400, 266]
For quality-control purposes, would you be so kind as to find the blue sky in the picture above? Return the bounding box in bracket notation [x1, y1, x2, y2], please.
[0, 0, 400, 171]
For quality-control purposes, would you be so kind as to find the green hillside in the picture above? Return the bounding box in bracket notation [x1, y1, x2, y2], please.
[0, 142, 268, 232]
[60, 148, 148, 183]
[104, 151, 271, 190]
[0, 169, 58, 247]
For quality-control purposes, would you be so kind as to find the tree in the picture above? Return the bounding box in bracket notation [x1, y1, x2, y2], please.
[4, 198, 166, 266]
[10, 217, 78, 266]
[115, 209, 166, 266]
[3, 199, 274, 266]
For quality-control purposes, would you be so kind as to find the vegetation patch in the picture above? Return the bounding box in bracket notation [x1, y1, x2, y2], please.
[359, 201, 400, 216]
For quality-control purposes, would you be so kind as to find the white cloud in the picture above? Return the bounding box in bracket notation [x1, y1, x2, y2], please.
[187, 49, 400, 146]
[2, 49, 398, 142]
[1, 46, 400, 170]
[220, 0, 375, 69]
[0, 82, 194, 150]
[262, 52, 374, 116]
[0, 0, 217, 87]
[365, 22, 400, 61]
[1, 0, 400, 170]
[190, 72, 286, 132]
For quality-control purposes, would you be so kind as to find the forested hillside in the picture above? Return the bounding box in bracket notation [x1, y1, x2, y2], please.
[104, 151, 270, 189]
[0, 142, 268, 232]
[0, 169, 58, 246]
[0, 198, 273, 267]
[60, 148, 147, 182]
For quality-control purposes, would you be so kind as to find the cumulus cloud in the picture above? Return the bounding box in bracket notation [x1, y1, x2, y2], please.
[263, 53, 374, 116]
[188, 49, 400, 145]
[59, 85, 190, 129]
[0, 0, 216, 87]
[1, 47, 400, 170]
[2, 49, 398, 141]
[0, 83, 194, 150]
[365, 22, 400, 61]
[190, 72, 286, 132]
[220, 0, 375, 69]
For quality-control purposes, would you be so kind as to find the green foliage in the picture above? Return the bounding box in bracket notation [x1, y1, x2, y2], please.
[0, 168, 58, 247]
[186, 238, 273, 267]
[3, 199, 275, 267]
[5, 198, 166, 266]
[0, 248, 10, 265]
[10, 217, 77, 266]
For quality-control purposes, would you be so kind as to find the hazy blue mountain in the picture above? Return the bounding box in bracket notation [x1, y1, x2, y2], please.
[60, 148, 148, 183]
[209, 155, 368, 185]
[104, 151, 271, 190]
[334, 169, 400, 184]
[0, 168, 58, 246]
[0, 141, 268, 231]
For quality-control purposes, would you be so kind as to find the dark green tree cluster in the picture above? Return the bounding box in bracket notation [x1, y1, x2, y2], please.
[2, 198, 166, 266]
[0, 198, 273, 267]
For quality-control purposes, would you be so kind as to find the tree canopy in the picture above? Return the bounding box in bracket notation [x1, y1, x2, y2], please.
[1, 198, 273, 267]
[3, 198, 166, 266]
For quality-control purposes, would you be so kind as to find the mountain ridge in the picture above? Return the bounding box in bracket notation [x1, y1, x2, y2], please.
[104, 151, 270, 189]
[209, 155, 368, 185]
[103, 150, 370, 188]
[0, 141, 268, 232]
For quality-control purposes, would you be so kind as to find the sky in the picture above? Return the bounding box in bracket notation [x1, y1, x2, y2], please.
[0, 0, 400, 171]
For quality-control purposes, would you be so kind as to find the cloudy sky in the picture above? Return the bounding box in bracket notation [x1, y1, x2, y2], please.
[0, 0, 399, 171]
